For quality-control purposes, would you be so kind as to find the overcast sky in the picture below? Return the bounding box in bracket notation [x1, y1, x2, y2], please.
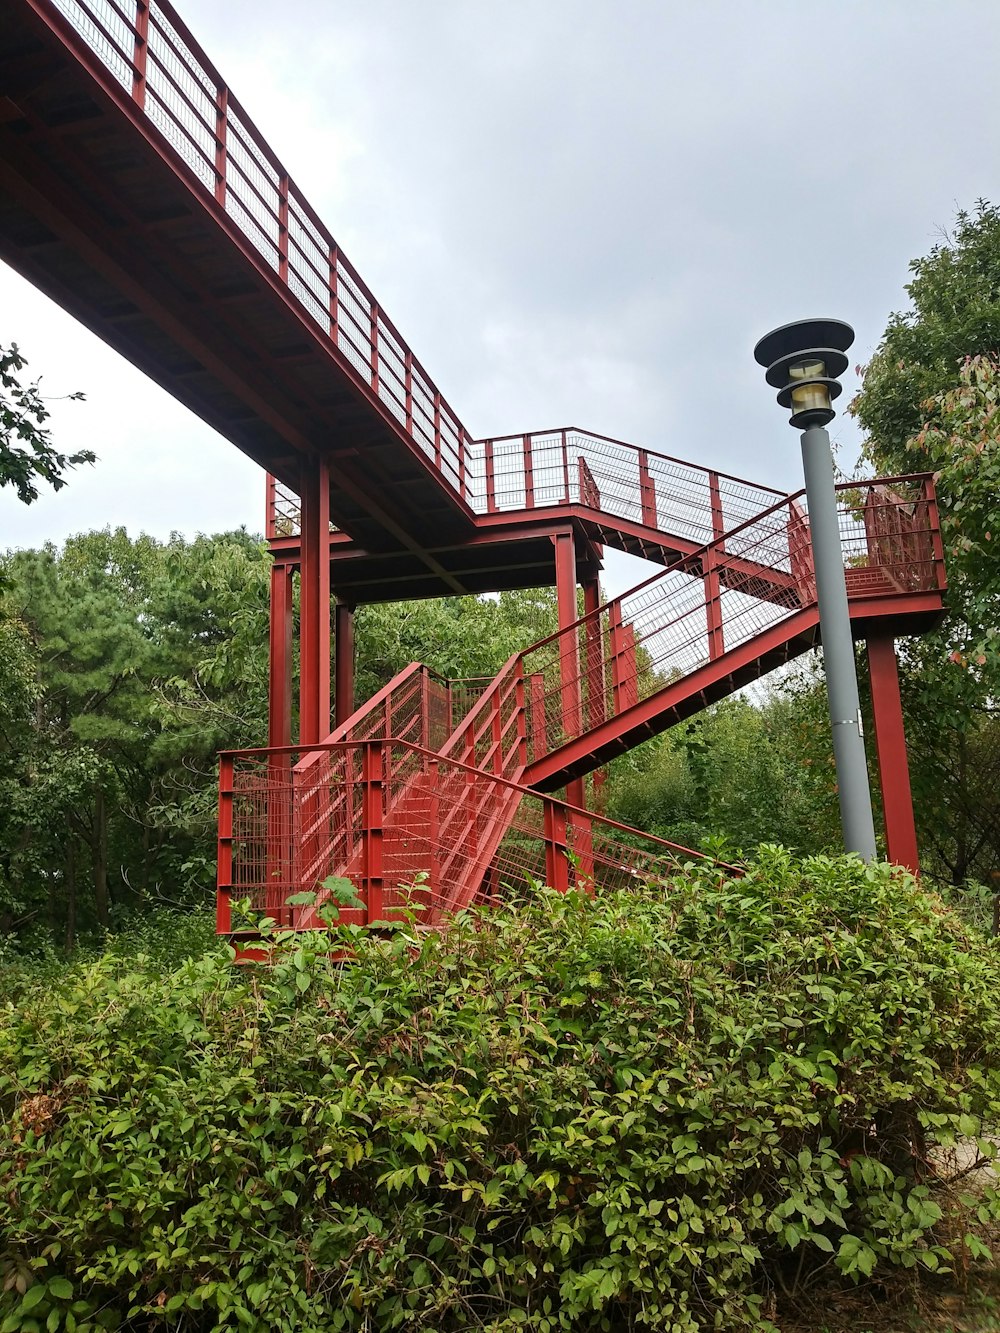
[3, 0, 999, 570]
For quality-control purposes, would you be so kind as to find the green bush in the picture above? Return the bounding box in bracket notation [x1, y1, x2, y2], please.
[1, 850, 999, 1331]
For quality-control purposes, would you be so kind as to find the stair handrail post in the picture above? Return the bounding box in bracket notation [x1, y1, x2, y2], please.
[543, 797, 571, 894]
[132, 0, 150, 109]
[216, 752, 234, 934]
[638, 449, 656, 527]
[755, 319, 877, 862]
[361, 741, 384, 923]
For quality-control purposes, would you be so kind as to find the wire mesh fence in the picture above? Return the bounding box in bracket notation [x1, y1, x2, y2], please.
[218, 739, 733, 934]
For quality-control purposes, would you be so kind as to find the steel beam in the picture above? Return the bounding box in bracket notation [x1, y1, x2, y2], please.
[334, 600, 355, 727]
[866, 634, 920, 873]
[298, 457, 331, 745]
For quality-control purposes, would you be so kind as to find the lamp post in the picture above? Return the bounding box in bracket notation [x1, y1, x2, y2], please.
[754, 319, 878, 862]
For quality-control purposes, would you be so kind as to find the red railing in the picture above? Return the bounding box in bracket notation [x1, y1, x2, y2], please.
[465, 428, 785, 539]
[217, 738, 739, 936]
[449, 477, 945, 773]
[263, 427, 786, 542]
[45, 0, 471, 494]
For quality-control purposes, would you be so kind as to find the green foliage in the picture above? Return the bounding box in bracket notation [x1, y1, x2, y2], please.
[355, 589, 557, 701]
[851, 201, 1000, 460]
[606, 690, 841, 859]
[0, 527, 562, 949]
[850, 202, 1000, 885]
[0, 343, 92, 504]
[2, 854, 999, 1331]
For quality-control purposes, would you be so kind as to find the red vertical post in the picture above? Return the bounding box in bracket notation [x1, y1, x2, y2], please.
[522, 434, 535, 509]
[608, 600, 628, 716]
[582, 577, 607, 803]
[370, 302, 380, 393]
[705, 471, 725, 657]
[491, 694, 503, 775]
[298, 458, 331, 745]
[553, 529, 584, 807]
[268, 562, 293, 922]
[530, 672, 547, 762]
[514, 671, 528, 768]
[427, 756, 440, 913]
[485, 439, 497, 513]
[867, 635, 920, 873]
[277, 173, 289, 284]
[433, 392, 442, 471]
[334, 600, 355, 727]
[131, 0, 149, 109]
[543, 798, 570, 893]
[561, 429, 570, 503]
[269, 563, 294, 749]
[214, 85, 228, 208]
[216, 753, 234, 934]
[582, 577, 606, 730]
[328, 245, 339, 345]
[361, 743, 384, 922]
[264, 472, 277, 540]
[638, 449, 656, 528]
[404, 350, 413, 435]
[620, 624, 640, 710]
[704, 549, 725, 660]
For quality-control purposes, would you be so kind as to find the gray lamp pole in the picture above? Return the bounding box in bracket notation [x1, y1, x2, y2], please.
[754, 319, 878, 862]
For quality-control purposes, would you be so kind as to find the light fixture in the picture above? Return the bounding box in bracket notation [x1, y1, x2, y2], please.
[753, 318, 853, 429]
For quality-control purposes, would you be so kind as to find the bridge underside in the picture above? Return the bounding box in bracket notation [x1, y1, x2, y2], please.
[0, 0, 475, 576]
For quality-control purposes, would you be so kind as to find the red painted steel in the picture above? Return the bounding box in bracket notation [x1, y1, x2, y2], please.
[0, 0, 944, 936]
[297, 458, 331, 745]
[866, 634, 921, 872]
[334, 601, 355, 727]
[217, 737, 741, 941]
[268, 563, 293, 750]
[448, 478, 945, 792]
[223, 475, 945, 939]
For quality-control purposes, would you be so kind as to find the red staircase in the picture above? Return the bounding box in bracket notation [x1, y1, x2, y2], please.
[0, 0, 949, 937]
[218, 476, 946, 935]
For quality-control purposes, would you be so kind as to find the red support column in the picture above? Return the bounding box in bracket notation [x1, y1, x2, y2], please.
[298, 458, 331, 745]
[268, 563, 294, 749]
[867, 634, 920, 873]
[267, 561, 294, 923]
[543, 798, 570, 893]
[553, 530, 584, 807]
[334, 600, 355, 727]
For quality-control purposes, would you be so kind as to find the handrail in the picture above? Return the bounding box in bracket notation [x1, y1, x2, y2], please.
[42, 0, 473, 499]
[217, 734, 743, 933]
[447, 475, 943, 774]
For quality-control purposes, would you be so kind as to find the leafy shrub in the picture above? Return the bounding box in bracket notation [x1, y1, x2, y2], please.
[1, 850, 999, 1331]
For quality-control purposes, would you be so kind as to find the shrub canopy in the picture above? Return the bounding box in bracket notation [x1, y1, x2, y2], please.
[1, 851, 999, 1332]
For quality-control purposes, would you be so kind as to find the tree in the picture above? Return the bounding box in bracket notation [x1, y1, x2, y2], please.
[850, 202, 1000, 884]
[606, 687, 842, 859]
[0, 344, 92, 503]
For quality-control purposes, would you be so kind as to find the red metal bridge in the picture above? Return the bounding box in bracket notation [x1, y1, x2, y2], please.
[0, 0, 947, 945]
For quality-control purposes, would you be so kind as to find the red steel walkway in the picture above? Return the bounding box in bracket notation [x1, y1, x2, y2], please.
[0, 0, 948, 942]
